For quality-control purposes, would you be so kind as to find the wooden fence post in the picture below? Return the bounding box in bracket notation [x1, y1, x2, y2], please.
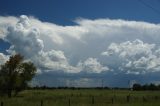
[41, 100, 43, 106]
[111, 97, 114, 104]
[92, 96, 94, 105]
[143, 96, 147, 102]
[126, 95, 130, 103]
[154, 96, 158, 100]
[1, 101, 3, 106]
[69, 98, 71, 106]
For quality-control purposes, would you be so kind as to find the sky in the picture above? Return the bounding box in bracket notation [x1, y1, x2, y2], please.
[1, 0, 160, 87]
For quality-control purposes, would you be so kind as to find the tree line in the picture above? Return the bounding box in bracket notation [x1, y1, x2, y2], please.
[133, 83, 160, 91]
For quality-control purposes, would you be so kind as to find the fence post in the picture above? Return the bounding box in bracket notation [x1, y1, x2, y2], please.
[92, 96, 94, 105]
[111, 97, 114, 104]
[155, 96, 158, 100]
[126, 95, 130, 103]
[69, 98, 70, 106]
[41, 100, 43, 106]
[143, 96, 147, 102]
[1, 101, 3, 106]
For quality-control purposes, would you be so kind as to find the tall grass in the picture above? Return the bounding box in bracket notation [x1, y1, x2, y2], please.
[0, 89, 160, 106]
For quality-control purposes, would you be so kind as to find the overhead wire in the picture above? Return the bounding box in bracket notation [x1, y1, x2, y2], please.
[137, 0, 160, 16]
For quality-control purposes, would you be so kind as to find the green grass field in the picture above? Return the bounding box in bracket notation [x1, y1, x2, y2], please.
[0, 89, 160, 106]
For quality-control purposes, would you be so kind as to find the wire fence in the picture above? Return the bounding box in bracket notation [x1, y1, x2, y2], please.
[0, 95, 160, 106]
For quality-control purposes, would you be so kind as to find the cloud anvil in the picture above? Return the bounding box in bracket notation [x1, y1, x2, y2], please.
[1, 15, 160, 86]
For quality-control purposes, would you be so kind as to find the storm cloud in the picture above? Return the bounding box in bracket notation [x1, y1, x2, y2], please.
[1, 15, 160, 74]
[1, 15, 160, 86]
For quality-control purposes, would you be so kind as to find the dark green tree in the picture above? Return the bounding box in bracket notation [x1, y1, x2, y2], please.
[148, 83, 157, 90]
[0, 54, 36, 97]
[132, 83, 142, 91]
[142, 84, 149, 90]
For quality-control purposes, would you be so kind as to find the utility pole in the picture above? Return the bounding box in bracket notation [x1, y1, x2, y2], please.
[101, 79, 104, 88]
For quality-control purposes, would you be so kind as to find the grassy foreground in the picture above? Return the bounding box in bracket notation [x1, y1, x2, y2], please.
[0, 89, 160, 106]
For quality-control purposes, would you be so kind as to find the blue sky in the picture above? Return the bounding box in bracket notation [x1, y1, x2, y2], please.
[1, 0, 160, 87]
[1, 0, 160, 24]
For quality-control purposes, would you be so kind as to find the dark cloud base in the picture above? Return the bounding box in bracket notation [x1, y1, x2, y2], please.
[34, 71, 160, 87]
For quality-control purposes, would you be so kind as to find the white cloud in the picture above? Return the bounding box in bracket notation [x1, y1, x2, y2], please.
[0, 16, 18, 39]
[102, 39, 155, 58]
[34, 50, 81, 73]
[0, 53, 8, 65]
[1, 15, 160, 74]
[77, 58, 109, 73]
[6, 16, 44, 57]
[2, 15, 80, 73]
[102, 40, 160, 74]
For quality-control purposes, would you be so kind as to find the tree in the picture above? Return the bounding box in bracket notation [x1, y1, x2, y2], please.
[142, 84, 149, 90]
[0, 54, 36, 97]
[148, 83, 157, 90]
[132, 83, 142, 91]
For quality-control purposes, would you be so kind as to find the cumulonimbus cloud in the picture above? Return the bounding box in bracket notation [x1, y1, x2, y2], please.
[1, 15, 160, 75]
[0, 15, 108, 74]
[102, 39, 160, 74]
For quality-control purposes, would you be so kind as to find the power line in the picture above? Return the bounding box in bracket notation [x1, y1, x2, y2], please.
[157, 0, 160, 4]
[137, 0, 160, 16]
